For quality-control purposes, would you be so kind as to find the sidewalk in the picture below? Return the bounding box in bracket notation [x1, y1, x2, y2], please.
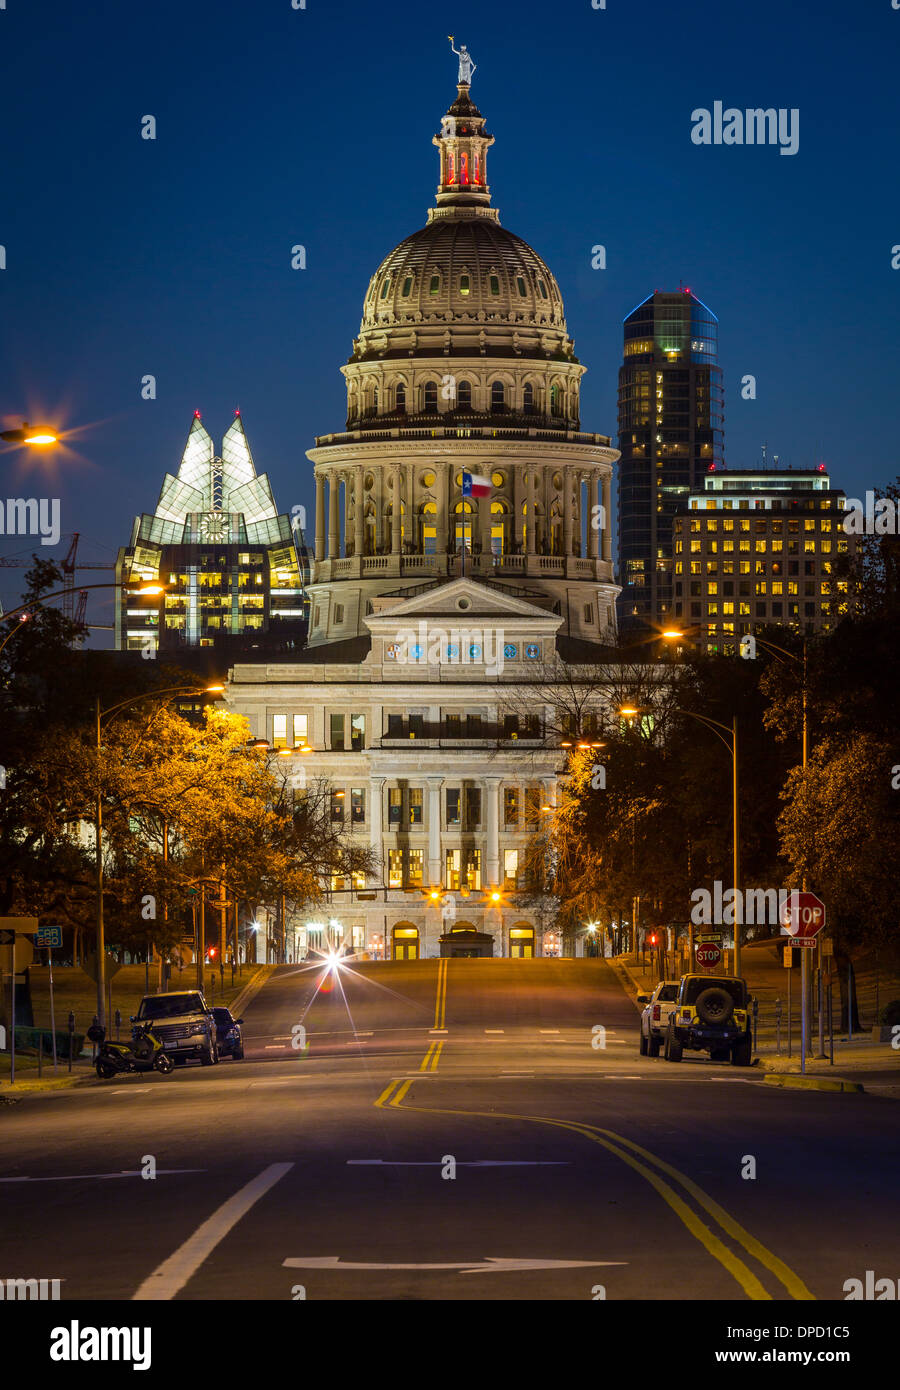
[611, 952, 899, 1090]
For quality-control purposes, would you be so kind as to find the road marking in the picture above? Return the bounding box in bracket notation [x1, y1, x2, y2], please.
[429, 1029, 448, 1035]
[249, 1079, 311, 1087]
[420, 1042, 438, 1071]
[499, 1073, 534, 1077]
[283, 1255, 621, 1274]
[377, 1092, 814, 1301]
[605, 1076, 642, 1081]
[132, 1163, 294, 1301]
[539, 1029, 560, 1034]
[264, 1045, 287, 1050]
[484, 1029, 504, 1034]
[433, 957, 449, 1030]
[0, 1169, 205, 1183]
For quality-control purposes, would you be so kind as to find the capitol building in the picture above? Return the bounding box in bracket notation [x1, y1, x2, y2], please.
[225, 62, 621, 961]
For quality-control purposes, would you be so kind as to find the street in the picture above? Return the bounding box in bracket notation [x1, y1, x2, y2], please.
[1, 959, 897, 1302]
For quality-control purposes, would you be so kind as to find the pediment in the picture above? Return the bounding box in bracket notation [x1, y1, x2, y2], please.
[364, 577, 562, 630]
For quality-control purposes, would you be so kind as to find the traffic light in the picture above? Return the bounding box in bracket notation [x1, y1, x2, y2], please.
[648, 933, 658, 947]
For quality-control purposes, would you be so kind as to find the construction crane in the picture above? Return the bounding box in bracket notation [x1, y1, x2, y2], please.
[0, 533, 115, 641]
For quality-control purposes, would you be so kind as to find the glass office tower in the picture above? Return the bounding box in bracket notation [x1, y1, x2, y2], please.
[616, 289, 724, 634]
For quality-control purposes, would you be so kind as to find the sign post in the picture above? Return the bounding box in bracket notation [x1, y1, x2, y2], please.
[780, 891, 826, 1075]
[35, 926, 63, 1071]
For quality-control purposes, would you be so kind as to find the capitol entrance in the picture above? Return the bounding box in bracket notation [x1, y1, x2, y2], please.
[392, 924, 420, 961]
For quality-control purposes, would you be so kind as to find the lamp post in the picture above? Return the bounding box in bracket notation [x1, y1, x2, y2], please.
[0, 422, 59, 447]
[620, 701, 742, 977]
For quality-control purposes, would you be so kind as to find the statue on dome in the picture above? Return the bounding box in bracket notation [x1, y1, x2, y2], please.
[448, 35, 476, 85]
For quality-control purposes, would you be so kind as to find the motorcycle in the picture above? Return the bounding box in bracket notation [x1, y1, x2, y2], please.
[90, 1021, 174, 1079]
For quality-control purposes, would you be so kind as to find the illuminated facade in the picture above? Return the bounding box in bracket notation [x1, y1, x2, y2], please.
[225, 68, 624, 961]
[672, 466, 852, 652]
[305, 76, 618, 646]
[116, 413, 307, 653]
[617, 289, 724, 634]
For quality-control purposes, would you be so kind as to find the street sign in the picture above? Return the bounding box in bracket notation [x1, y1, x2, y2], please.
[821, 937, 833, 957]
[82, 953, 124, 984]
[783, 946, 794, 967]
[696, 942, 722, 968]
[780, 890, 826, 938]
[791, 937, 817, 949]
[34, 925, 62, 949]
[696, 932, 723, 943]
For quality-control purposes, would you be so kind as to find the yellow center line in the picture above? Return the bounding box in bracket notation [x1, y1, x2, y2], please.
[419, 1042, 437, 1071]
[430, 1041, 444, 1071]
[375, 1089, 812, 1301]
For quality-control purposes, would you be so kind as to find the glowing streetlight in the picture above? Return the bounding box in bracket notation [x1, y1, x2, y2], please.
[0, 421, 59, 446]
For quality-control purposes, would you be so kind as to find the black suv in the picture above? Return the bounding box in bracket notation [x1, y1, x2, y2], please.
[664, 974, 753, 1066]
[133, 991, 218, 1066]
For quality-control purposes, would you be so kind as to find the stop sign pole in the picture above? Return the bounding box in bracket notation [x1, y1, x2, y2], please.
[781, 891, 826, 1075]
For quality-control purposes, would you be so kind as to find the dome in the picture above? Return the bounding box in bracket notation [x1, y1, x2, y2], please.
[361, 217, 567, 337]
[350, 79, 575, 365]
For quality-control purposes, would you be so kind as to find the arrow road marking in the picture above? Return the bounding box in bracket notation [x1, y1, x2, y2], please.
[283, 1256, 625, 1275]
[0, 1169, 205, 1183]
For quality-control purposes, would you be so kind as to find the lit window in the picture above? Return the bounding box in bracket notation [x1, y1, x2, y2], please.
[459, 274, 470, 296]
[273, 714, 287, 749]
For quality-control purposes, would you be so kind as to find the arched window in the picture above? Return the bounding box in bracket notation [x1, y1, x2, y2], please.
[491, 381, 505, 413]
[550, 383, 562, 417]
[447, 152, 455, 185]
[372, 386, 379, 412]
[423, 381, 438, 411]
[429, 274, 441, 295]
[420, 502, 437, 555]
[516, 276, 527, 297]
[489, 274, 500, 295]
[380, 277, 391, 300]
[396, 383, 406, 413]
[459, 274, 470, 296]
[537, 279, 548, 299]
[474, 152, 481, 184]
[523, 382, 534, 413]
[401, 276, 413, 297]
[457, 380, 472, 409]
[460, 152, 469, 184]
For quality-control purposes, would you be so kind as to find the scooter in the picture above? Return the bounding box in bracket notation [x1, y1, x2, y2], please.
[91, 1022, 174, 1079]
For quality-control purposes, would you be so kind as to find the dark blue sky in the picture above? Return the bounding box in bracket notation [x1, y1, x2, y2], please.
[1, 0, 898, 640]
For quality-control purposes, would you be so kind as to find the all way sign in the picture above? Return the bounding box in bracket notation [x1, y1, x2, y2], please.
[283, 1256, 625, 1274]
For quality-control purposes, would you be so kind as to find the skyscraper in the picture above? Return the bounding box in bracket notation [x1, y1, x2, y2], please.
[115, 413, 307, 654]
[616, 289, 724, 634]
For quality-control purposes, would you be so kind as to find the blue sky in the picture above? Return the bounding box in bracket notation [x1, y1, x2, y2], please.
[1, 0, 898, 638]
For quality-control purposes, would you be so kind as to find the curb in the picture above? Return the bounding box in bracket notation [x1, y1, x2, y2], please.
[764, 1073, 864, 1094]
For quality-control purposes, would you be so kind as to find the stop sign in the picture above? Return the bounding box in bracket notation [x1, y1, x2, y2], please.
[780, 891, 826, 939]
[696, 942, 722, 968]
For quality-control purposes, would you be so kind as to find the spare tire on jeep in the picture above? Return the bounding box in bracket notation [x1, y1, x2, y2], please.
[695, 986, 734, 1026]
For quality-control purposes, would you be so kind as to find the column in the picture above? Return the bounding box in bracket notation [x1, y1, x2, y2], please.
[427, 777, 443, 887]
[480, 485, 493, 561]
[436, 462, 448, 556]
[588, 473, 600, 559]
[328, 472, 340, 560]
[369, 777, 385, 879]
[354, 466, 365, 558]
[374, 469, 384, 552]
[391, 466, 402, 555]
[485, 776, 501, 887]
[602, 473, 612, 563]
[511, 465, 521, 553]
[563, 468, 573, 557]
[315, 473, 326, 563]
[526, 469, 536, 555]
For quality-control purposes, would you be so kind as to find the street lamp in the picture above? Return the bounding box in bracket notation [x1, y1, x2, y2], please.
[0, 421, 59, 446]
[620, 701, 742, 977]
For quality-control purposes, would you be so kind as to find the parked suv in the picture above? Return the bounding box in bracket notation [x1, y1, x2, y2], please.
[638, 981, 679, 1057]
[664, 974, 753, 1066]
[133, 991, 218, 1066]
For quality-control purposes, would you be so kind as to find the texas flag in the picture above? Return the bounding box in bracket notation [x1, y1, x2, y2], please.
[462, 471, 491, 498]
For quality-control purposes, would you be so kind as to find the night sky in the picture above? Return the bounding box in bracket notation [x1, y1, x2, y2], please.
[1, 0, 897, 640]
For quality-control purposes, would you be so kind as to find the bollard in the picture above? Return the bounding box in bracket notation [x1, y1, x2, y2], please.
[37, 1030, 43, 1078]
[115, 1008, 122, 1042]
[68, 1012, 75, 1074]
[91, 1015, 99, 1062]
[775, 998, 782, 1055]
[752, 996, 758, 1052]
